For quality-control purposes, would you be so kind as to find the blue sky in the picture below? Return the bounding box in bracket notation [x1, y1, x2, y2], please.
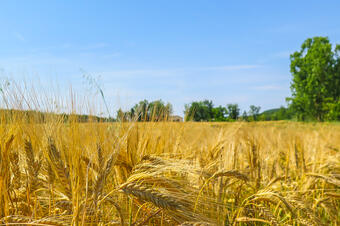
[1, 1, 340, 116]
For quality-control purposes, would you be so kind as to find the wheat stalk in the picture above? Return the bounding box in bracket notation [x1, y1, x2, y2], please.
[24, 140, 41, 192]
[211, 169, 249, 182]
[9, 151, 21, 190]
[121, 182, 182, 211]
[47, 138, 72, 200]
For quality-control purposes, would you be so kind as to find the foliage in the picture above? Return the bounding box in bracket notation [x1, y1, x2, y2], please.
[184, 100, 214, 121]
[241, 110, 248, 121]
[324, 100, 340, 121]
[259, 106, 293, 121]
[117, 99, 173, 122]
[227, 104, 240, 120]
[248, 105, 261, 121]
[211, 105, 228, 121]
[184, 101, 240, 121]
[287, 37, 340, 121]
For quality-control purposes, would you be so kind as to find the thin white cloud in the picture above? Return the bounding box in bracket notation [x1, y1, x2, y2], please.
[14, 32, 26, 42]
[0, 54, 73, 67]
[61, 43, 72, 49]
[252, 85, 286, 91]
[99, 64, 262, 79]
[82, 42, 109, 50]
[103, 52, 121, 58]
[271, 24, 300, 33]
[100, 69, 174, 79]
[273, 51, 292, 59]
[24, 42, 110, 52]
[200, 64, 261, 71]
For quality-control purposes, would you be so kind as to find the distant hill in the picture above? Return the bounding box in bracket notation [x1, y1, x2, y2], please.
[259, 107, 292, 120]
[260, 108, 281, 115]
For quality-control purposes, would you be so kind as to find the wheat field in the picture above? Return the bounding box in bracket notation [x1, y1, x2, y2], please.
[0, 110, 339, 226]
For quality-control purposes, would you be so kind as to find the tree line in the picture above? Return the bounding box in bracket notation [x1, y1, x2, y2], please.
[184, 101, 262, 122]
[116, 99, 293, 122]
[117, 99, 173, 121]
[116, 37, 339, 122]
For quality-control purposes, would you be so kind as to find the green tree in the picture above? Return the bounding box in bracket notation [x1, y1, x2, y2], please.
[116, 108, 135, 121]
[275, 106, 293, 120]
[288, 37, 340, 121]
[324, 101, 340, 120]
[116, 108, 125, 121]
[184, 100, 214, 121]
[131, 99, 173, 121]
[133, 99, 149, 121]
[148, 100, 173, 121]
[227, 104, 240, 120]
[241, 110, 249, 121]
[248, 105, 261, 121]
[212, 106, 228, 121]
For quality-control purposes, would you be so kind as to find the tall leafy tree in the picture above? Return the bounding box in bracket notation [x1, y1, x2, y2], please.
[212, 106, 228, 121]
[133, 99, 149, 121]
[227, 104, 240, 120]
[324, 44, 340, 120]
[288, 37, 340, 121]
[116, 108, 125, 121]
[128, 99, 173, 121]
[184, 100, 214, 121]
[248, 105, 261, 121]
[148, 100, 173, 121]
[241, 110, 249, 121]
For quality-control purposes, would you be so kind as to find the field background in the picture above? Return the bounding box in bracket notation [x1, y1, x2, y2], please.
[1, 118, 339, 225]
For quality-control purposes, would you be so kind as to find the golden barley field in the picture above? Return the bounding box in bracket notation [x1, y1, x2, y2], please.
[0, 112, 339, 226]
